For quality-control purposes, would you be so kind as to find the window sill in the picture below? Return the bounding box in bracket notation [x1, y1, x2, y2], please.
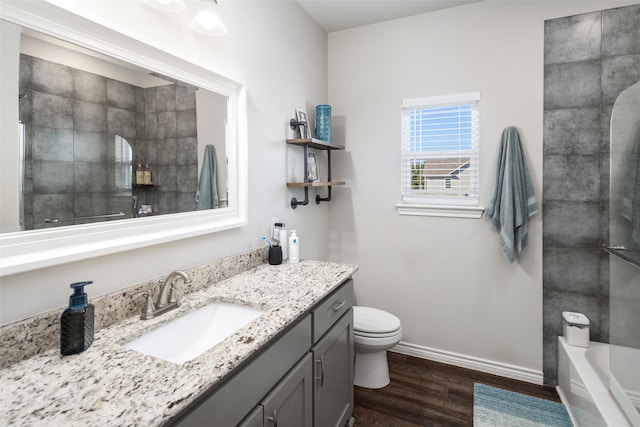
[395, 203, 485, 219]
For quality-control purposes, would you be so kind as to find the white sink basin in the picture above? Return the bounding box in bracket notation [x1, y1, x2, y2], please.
[123, 302, 263, 364]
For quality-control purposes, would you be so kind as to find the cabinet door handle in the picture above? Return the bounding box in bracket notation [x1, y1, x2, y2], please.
[315, 356, 325, 387]
[268, 409, 278, 426]
[329, 299, 345, 312]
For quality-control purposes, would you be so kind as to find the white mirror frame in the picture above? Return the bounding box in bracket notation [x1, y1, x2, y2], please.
[0, 3, 248, 277]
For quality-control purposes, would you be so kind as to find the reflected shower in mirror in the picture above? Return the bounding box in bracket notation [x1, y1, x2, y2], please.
[17, 31, 228, 231]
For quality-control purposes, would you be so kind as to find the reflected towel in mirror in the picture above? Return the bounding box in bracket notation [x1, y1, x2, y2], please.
[196, 144, 219, 210]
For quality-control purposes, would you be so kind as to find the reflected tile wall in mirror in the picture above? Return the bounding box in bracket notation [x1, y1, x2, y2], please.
[19, 54, 199, 229]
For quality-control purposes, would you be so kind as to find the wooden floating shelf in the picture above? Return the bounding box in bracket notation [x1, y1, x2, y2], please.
[286, 136, 345, 208]
[287, 181, 345, 188]
[286, 138, 345, 150]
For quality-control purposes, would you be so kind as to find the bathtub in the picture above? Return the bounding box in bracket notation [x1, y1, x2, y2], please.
[557, 336, 638, 426]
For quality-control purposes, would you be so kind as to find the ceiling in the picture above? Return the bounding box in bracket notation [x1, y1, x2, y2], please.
[297, 0, 482, 33]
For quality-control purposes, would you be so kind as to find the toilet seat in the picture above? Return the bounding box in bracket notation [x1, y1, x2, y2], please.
[355, 329, 402, 339]
[353, 306, 402, 335]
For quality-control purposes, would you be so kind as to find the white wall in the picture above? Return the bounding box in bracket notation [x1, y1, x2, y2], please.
[327, 0, 638, 378]
[0, 20, 22, 234]
[0, 0, 329, 325]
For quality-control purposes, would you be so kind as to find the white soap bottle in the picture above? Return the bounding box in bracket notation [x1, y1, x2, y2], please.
[289, 230, 300, 264]
[279, 228, 288, 260]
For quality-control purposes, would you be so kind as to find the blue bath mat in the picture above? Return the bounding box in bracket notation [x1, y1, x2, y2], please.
[474, 383, 572, 426]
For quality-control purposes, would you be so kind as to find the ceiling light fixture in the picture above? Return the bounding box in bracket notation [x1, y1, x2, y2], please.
[145, 0, 186, 13]
[190, 0, 228, 37]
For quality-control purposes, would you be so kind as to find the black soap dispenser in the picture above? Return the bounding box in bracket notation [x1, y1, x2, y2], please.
[60, 281, 95, 356]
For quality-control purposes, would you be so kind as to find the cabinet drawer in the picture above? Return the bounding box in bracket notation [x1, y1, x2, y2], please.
[313, 279, 354, 342]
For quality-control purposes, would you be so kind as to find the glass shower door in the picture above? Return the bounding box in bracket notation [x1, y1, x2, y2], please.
[608, 79, 640, 425]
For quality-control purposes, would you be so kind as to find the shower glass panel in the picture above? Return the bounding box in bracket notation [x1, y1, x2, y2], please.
[609, 80, 640, 424]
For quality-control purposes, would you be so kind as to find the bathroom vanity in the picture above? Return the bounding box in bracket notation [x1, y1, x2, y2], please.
[172, 279, 355, 426]
[0, 260, 358, 426]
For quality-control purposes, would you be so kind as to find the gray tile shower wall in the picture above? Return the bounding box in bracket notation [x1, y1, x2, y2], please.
[542, 4, 640, 385]
[19, 54, 199, 229]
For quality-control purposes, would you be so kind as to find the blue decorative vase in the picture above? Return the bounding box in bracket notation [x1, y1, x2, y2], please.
[315, 104, 331, 142]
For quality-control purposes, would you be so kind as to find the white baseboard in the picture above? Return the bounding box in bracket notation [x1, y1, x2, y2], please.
[391, 341, 544, 385]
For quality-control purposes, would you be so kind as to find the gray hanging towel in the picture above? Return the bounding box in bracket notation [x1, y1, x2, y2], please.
[620, 131, 640, 250]
[485, 127, 538, 262]
[195, 144, 219, 210]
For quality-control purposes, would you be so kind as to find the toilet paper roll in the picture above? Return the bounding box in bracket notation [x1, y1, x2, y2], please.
[279, 229, 288, 260]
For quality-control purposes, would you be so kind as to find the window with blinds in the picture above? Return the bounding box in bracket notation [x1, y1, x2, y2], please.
[400, 92, 480, 206]
[114, 135, 133, 189]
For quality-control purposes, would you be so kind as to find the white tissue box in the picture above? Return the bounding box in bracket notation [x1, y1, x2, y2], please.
[562, 311, 590, 348]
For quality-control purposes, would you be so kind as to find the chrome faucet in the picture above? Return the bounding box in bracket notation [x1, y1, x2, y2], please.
[157, 270, 191, 308]
[133, 270, 192, 320]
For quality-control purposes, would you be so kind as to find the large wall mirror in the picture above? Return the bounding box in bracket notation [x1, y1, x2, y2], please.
[18, 31, 230, 229]
[0, 2, 248, 276]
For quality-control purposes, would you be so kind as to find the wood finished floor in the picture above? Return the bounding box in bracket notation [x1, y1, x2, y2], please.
[352, 352, 560, 426]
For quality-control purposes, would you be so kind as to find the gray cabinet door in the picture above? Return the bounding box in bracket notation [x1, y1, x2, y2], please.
[312, 308, 354, 427]
[261, 353, 313, 427]
[239, 405, 263, 427]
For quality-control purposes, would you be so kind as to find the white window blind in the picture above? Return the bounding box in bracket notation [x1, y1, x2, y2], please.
[400, 92, 480, 207]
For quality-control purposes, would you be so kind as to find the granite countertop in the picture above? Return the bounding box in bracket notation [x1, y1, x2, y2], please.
[0, 260, 358, 426]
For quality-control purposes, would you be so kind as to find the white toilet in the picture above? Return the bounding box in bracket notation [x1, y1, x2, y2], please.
[353, 306, 403, 389]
